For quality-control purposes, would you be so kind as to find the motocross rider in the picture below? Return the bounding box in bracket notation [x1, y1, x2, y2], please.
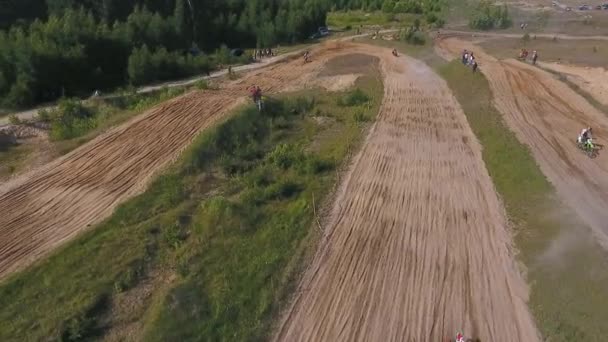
[578, 127, 593, 144]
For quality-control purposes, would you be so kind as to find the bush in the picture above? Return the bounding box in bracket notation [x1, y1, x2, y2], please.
[267, 144, 305, 170]
[46, 98, 96, 140]
[37, 109, 51, 122]
[353, 110, 370, 123]
[338, 89, 370, 107]
[285, 96, 316, 114]
[469, 1, 512, 30]
[8, 114, 21, 125]
[399, 26, 426, 45]
[393, 1, 423, 14]
[194, 79, 218, 90]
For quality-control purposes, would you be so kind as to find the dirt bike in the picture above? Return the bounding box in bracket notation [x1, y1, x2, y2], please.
[576, 138, 598, 158]
[255, 96, 265, 112]
[450, 333, 479, 342]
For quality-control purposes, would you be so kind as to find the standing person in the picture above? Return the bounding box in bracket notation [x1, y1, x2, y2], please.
[472, 59, 478, 73]
[463, 50, 469, 65]
[532, 50, 538, 65]
[255, 86, 263, 111]
[249, 85, 258, 104]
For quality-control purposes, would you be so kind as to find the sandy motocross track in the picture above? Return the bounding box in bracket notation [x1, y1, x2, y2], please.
[438, 37, 608, 250]
[275, 47, 539, 341]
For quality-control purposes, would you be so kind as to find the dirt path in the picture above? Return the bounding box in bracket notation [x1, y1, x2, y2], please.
[439, 37, 608, 250]
[439, 29, 608, 41]
[275, 47, 539, 342]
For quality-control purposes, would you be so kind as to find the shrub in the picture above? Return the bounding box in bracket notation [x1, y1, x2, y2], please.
[267, 144, 305, 170]
[338, 89, 370, 107]
[399, 26, 426, 45]
[8, 114, 21, 125]
[469, 1, 512, 30]
[195, 80, 213, 90]
[37, 109, 51, 122]
[46, 98, 96, 140]
[263, 179, 303, 200]
[354, 110, 370, 123]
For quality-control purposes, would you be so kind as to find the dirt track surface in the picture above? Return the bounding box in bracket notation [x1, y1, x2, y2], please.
[539, 62, 608, 106]
[439, 29, 608, 41]
[439, 37, 608, 249]
[275, 46, 539, 342]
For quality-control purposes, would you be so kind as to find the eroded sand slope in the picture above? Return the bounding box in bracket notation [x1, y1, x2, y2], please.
[275, 50, 539, 342]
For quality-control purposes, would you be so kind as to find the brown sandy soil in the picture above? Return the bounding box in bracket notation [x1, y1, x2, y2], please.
[477, 36, 608, 69]
[0, 41, 344, 281]
[274, 47, 539, 341]
[438, 37, 608, 250]
[539, 62, 608, 106]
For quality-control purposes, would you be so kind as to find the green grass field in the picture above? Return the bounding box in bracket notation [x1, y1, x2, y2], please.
[327, 10, 420, 30]
[439, 60, 608, 341]
[0, 74, 383, 341]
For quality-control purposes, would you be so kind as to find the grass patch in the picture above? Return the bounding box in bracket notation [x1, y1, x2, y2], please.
[327, 10, 419, 30]
[0, 75, 383, 341]
[0, 142, 33, 178]
[439, 60, 608, 341]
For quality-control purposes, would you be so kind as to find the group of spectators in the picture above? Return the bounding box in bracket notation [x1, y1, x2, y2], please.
[461, 49, 478, 73]
[253, 48, 275, 60]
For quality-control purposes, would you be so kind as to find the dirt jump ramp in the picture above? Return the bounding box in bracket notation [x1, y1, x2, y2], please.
[274, 50, 540, 341]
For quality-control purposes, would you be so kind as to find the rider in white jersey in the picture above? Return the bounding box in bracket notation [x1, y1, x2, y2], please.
[578, 127, 592, 144]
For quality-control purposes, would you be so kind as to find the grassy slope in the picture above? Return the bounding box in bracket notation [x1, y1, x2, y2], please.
[439, 60, 608, 341]
[0, 76, 383, 341]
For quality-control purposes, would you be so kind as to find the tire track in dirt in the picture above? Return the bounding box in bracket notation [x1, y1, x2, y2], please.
[438, 37, 608, 249]
[0, 42, 343, 281]
[275, 49, 539, 342]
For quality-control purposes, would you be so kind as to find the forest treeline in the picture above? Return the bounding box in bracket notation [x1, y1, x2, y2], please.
[0, 0, 444, 108]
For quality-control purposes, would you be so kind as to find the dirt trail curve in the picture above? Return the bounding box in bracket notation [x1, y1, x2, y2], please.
[275, 47, 539, 341]
[438, 37, 608, 249]
[439, 29, 608, 41]
[0, 41, 343, 281]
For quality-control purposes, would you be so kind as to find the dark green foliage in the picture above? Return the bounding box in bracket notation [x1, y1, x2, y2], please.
[41, 98, 96, 140]
[0, 0, 331, 108]
[337, 88, 370, 106]
[469, 0, 512, 30]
